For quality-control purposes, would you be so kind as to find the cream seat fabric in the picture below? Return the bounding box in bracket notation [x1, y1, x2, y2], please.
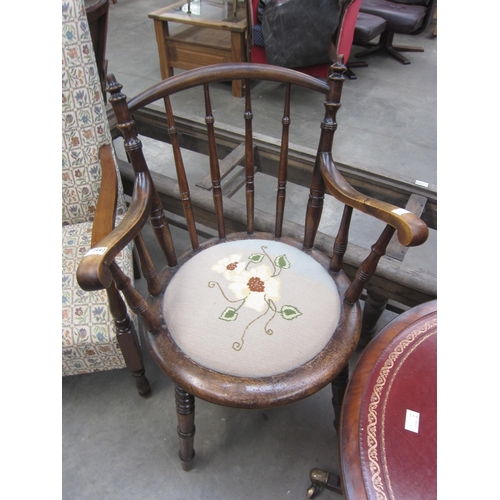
[164, 239, 341, 377]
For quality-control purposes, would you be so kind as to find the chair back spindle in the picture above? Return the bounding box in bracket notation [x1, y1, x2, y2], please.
[164, 95, 199, 250]
[304, 60, 345, 249]
[330, 205, 353, 272]
[244, 79, 255, 234]
[106, 75, 178, 268]
[203, 84, 226, 239]
[133, 232, 162, 296]
[275, 83, 291, 238]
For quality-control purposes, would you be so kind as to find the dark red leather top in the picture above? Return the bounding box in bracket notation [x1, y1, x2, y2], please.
[341, 301, 437, 500]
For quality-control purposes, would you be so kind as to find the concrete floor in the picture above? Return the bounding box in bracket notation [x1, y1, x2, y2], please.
[62, 1, 437, 499]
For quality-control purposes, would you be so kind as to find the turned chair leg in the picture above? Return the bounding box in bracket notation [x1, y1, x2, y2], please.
[358, 289, 389, 349]
[175, 385, 196, 471]
[107, 285, 151, 398]
[331, 363, 349, 434]
[306, 366, 349, 498]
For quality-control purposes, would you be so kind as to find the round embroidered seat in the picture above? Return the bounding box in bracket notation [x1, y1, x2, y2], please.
[164, 238, 341, 378]
[147, 232, 357, 412]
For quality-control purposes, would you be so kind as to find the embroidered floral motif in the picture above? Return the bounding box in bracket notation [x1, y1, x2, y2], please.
[209, 245, 302, 351]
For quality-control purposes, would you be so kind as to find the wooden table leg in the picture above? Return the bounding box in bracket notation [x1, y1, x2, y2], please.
[154, 19, 174, 80]
[230, 30, 246, 97]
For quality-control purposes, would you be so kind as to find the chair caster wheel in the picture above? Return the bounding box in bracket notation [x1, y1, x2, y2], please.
[307, 484, 320, 499]
[308, 468, 343, 496]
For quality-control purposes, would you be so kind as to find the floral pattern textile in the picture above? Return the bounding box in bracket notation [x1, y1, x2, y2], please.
[62, 0, 125, 227]
[163, 240, 341, 378]
[62, 222, 138, 375]
[208, 246, 302, 352]
[62, 0, 137, 376]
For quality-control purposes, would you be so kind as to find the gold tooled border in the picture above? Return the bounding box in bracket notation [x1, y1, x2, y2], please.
[365, 318, 437, 500]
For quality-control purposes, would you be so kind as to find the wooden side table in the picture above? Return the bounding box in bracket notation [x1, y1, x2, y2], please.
[340, 300, 437, 500]
[149, 0, 248, 97]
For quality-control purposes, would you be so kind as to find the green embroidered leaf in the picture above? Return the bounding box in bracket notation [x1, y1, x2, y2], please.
[274, 254, 291, 269]
[248, 253, 265, 263]
[280, 305, 302, 321]
[219, 307, 238, 322]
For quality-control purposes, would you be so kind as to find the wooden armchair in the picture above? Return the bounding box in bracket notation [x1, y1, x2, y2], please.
[62, 0, 150, 396]
[77, 60, 428, 471]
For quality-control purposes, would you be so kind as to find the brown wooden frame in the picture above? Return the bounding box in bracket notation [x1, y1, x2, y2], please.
[77, 60, 428, 471]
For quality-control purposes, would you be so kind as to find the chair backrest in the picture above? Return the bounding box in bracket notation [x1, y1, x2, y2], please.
[62, 0, 125, 226]
[405, 0, 437, 35]
[336, 0, 363, 62]
[81, 61, 428, 315]
[386, 0, 437, 35]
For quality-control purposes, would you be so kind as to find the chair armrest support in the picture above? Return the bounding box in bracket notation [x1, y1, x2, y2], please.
[77, 163, 153, 292]
[320, 152, 428, 247]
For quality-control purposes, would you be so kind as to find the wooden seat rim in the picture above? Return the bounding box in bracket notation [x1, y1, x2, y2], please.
[145, 232, 361, 409]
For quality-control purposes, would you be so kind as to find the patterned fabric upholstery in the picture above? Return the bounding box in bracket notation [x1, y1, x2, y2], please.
[164, 240, 341, 378]
[62, 0, 125, 226]
[62, 0, 136, 376]
[62, 222, 135, 375]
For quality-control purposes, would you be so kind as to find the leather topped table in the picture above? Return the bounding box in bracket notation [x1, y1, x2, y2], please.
[340, 300, 437, 500]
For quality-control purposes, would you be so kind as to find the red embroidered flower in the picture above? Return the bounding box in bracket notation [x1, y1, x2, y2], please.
[247, 277, 265, 293]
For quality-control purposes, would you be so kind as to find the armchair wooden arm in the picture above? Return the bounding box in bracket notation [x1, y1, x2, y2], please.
[320, 152, 428, 247]
[76, 144, 153, 291]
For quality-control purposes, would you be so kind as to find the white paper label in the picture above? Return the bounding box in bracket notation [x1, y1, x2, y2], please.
[84, 247, 107, 257]
[405, 409, 420, 433]
[415, 180, 429, 187]
[392, 208, 410, 216]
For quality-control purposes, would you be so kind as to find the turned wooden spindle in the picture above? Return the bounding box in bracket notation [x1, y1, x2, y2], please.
[331, 363, 349, 433]
[358, 289, 389, 347]
[203, 84, 226, 239]
[133, 232, 162, 296]
[244, 79, 255, 234]
[175, 385, 196, 472]
[304, 58, 346, 249]
[275, 83, 291, 238]
[110, 261, 161, 333]
[106, 284, 151, 397]
[164, 95, 199, 250]
[106, 75, 178, 268]
[330, 205, 353, 272]
[345, 224, 396, 304]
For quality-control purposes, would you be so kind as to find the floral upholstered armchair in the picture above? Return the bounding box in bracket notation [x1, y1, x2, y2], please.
[62, 0, 150, 396]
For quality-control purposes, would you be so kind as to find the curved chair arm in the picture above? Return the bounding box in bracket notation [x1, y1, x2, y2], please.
[320, 152, 429, 247]
[77, 147, 153, 291]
